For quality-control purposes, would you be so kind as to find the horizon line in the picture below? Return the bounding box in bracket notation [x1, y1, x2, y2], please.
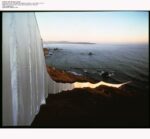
[43, 40, 148, 45]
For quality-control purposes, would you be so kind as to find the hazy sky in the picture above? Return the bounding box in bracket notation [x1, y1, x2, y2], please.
[36, 12, 148, 44]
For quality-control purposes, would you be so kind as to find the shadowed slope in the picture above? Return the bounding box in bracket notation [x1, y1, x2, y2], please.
[31, 85, 149, 127]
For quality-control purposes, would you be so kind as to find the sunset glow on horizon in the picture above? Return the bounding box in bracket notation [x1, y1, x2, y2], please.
[36, 12, 148, 44]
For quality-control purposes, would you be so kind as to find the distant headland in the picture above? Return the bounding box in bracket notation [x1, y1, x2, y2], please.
[44, 41, 96, 44]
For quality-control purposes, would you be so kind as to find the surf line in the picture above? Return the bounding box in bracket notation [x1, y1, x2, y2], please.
[73, 81, 131, 89]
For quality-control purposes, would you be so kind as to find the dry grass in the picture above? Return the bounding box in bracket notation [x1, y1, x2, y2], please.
[46, 65, 95, 83]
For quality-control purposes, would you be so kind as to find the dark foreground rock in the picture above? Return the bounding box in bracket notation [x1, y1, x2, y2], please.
[31, 86, 149, 127]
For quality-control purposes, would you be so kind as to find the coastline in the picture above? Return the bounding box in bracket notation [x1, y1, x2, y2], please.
[31, 49, 149, 127]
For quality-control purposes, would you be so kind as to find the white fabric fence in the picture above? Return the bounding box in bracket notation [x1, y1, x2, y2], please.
[2, 12, 74, 126]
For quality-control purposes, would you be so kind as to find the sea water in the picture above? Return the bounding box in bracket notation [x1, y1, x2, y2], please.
[44, 43, 149, 94]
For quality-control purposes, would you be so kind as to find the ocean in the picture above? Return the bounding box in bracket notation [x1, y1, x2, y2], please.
[44, 43, 149, 94]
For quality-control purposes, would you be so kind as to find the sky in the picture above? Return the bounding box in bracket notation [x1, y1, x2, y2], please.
[35, 12, 148, 44]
